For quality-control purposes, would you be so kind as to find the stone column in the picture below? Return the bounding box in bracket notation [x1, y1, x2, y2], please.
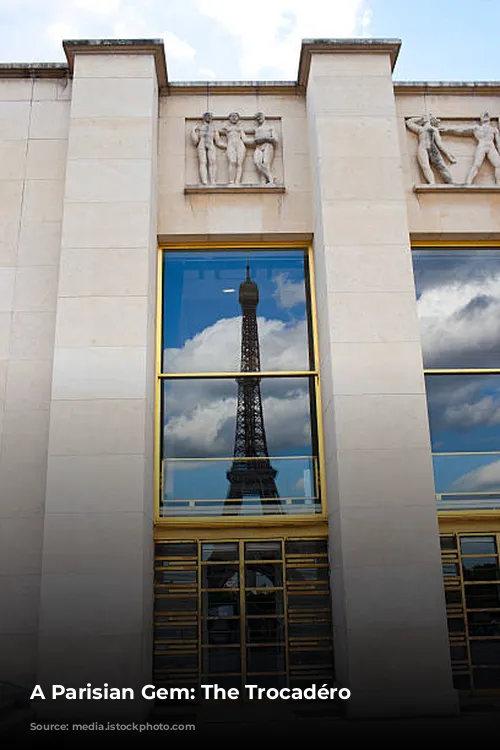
[303, 40, 457, 717]
[36, 41, 164, 718]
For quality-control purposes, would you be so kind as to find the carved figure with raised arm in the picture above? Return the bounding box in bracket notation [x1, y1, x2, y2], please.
[191, 112, 226, 185]
[406, 114, 456, 184]
[220, 112, 255, 185]
[439, 112, 500, 185]
[253, 112, 278, 185]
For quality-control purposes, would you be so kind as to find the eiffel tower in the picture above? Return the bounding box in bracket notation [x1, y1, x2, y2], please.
[225, 262, 281, 514]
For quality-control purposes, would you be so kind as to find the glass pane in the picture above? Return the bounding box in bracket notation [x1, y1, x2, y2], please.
[161, 377, 319, 518]
[453, 674, 471, 690]
[246, 618, 285, 644]
[203, 591, 240, 618]
[470, 641, 500, 666]
[289, 649, 332, 667]
[246, 589, 284, 616]
[155, 596, 197, 613]
[155, 569, 197, 585]
[201, 543, 239, 562]
[287, 566, 329, 582]
[472, 668, 500, 688]
[465, 584, 500, 609]
[162, 250, 311, 373]
[287, 592, 331, 610]
[202, 564, 239, 589]
[442, 563, 459, 578]
[411, 249, 500, 368]
[450, 646, 468, 661]
[155, 626, 197, 641]
[285, 540, 328, 556]
[462, 557, 500, 582]
[245, 563, 283, 588]
[154, 654, 198, 671]
[288, 621, 332, 639]
[440, 536, 457, 550]
[426, 375, 500, 454]
[460, 536, 497, 556]
[247, 645, 285, 673]
[156, 542, 197, 557]
[434, 455, 500, 510]
[468, 611, 500, 637]
[447, 618, 465, 634]
[445, 589, 463, 606]
[202, 619, 240, 645]
[245, 541, 282, 560]
[202, 647, 241, 674]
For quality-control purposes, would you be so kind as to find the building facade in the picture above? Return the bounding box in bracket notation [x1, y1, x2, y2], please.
[1, 37, 500, 720]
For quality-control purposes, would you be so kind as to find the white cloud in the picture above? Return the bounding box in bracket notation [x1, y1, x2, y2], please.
[162, 30, 196, 61]
[273, 272, 306, 309]
[196, 0, 370, 77]
[199, 67, 217, 79]
[451, 459, 500, 492]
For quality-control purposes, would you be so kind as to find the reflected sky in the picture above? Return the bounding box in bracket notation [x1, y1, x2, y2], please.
[412, 249, 500, 368]
[163, 250, 311, 373]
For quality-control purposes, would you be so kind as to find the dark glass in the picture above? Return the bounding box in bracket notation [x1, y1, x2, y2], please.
[287, 593, 331, 611]
[202, 647, 241, 674]
[411, 249, 500, 368]
[440, 536, 457, 550]
[445, 589, 463, 606]
[472, 668, 500, 688]
[202, 564, 239, 589]
[202, 619, 240, 645]
[426, 375, 500, 454]
[442, 563, 459, 578]
[244, 675, 286, 689]
[203, 591, 240, 618]
[154, 626, 197, 641]
[288, 621, 332, 639]
[245, 541, 282, 560]
[162, 250, 311, 373]
[287, 566, 329, 582]
[246, 618, 285, 644]
[447, 618, 466, 634]
[155, 569, 197, 585]
[154, 654, 198, 671]
[468, 611, 500, 637]
[462, 557, 500, 582]
[452, 674, 471, 690]
[246, 589, 284, 616]
[202, 543, 239, 562]
[245, 563, 283, 588]
[286, 540, 328, 556]
[289, 649, 333, 667]
[155, 596, 197, 613]
[471, 641, 500, 666]
[450, 646, 468, 661]
[156, 542, 197, 557]
[465, 584, 500, 609]
[247, 645, 285, 673]
[460, 536, 497, 556]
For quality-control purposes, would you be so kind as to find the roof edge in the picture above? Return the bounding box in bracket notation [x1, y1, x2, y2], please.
[298, 38, 401, 86]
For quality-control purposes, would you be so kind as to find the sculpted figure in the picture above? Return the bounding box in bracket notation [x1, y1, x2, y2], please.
[253, 112, 278, 184]
[406, 115, 456, 184]
[440, 112, 500, 185]
[220, 112, 254, 185]
[191, 112, 225, 185]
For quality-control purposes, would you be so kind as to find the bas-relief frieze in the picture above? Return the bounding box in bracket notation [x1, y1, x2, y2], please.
[187, 112, 282, 189]
[406, 111, 500, 188]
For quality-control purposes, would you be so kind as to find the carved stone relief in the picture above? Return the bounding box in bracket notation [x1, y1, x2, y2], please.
[406, 112, 500, 187]
[186, 113, 282, 188]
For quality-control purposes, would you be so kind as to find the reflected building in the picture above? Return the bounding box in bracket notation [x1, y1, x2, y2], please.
[2, 36, 500, 726]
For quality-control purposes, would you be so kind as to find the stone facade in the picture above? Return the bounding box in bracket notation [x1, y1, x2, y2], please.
[2, 37, 499, 720]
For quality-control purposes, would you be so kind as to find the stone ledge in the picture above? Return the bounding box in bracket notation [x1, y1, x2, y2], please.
[414, 184, 500, 193]
[184, 184, 286, 194]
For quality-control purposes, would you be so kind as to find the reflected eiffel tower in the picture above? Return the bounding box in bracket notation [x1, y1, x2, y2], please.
[225, 262, 281, 514]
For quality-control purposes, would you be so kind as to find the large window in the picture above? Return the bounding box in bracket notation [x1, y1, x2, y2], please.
[157, 247, 323, 519]
[412, 248, 500, 511]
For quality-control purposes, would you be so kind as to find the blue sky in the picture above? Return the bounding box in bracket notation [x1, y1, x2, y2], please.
[0, 0, 498, 82]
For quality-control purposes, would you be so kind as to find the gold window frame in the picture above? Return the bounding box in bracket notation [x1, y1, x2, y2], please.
[154, 242, 327, 527]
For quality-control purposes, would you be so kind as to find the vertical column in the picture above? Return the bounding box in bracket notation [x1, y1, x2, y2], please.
[304, 41, 457, 717]
[36, 44, 160, 718]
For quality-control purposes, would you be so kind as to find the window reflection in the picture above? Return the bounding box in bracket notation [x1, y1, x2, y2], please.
[163, 250, 311, 373]
[412, 249, 500, 369]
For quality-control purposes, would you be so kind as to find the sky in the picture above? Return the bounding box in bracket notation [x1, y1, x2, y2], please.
[0, 0, 499, 82]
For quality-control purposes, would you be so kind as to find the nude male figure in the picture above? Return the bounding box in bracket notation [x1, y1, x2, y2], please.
[220, 112, 254, 185]
[253, 112, 278, 185]
[406, 115, 456, 184]
[191, 112, 225, 185]
[440, 112, 500, 185]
